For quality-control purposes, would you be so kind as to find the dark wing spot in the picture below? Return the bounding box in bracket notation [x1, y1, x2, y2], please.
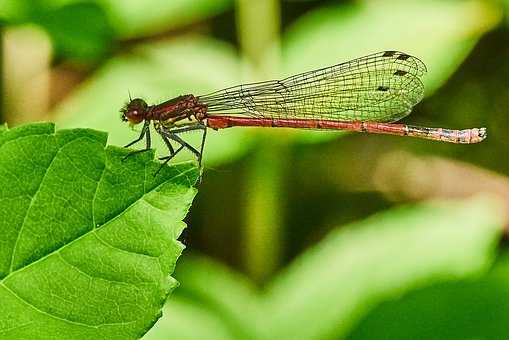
[383, 51, 397, 57]
[377, 86, 390, 91]
[397, 54, 410, 60]
[394, 70, 408, 76]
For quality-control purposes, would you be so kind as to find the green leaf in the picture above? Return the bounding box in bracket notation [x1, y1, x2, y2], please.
[0, 1, 115, 62]
[173, 255, 260, 338]
[34, 2, 115, 61]
[0, 0, 32, 22]
[503, 0, 509, 25]
[95, 0, 233, 38]
[0, 0, 232, 38]
[347, 254, 509, 340]
[140, 197, 505, 340]
[261, 196, 505, 340]
[142, 296, 238, 340]
[0, 123, 198, 339]
[54, 36, 255, 166]
[144, 255, 260, 340]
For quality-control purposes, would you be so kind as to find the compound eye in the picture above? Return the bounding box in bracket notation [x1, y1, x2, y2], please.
[131, 98, 148, 110]
[121, 98, 148, 124]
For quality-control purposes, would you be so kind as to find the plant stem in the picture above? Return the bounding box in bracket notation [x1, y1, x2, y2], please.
[236, 0, 280, 77]
[244, 138, 287, 283]
[236, 0, 283, 283]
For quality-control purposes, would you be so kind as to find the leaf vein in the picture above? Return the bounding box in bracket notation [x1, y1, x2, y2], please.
[58, 253, 145, 285]
[93, 232, 158, 259]
[9, 138, 74, 274]
[1, 282, 105, 328]
[91, 163, 107, 229]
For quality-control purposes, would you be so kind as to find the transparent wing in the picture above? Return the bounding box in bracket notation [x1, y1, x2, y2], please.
[198, 51, 426, 122]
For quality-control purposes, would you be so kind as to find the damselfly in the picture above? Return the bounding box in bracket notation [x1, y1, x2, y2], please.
[120, 51, 486, 169]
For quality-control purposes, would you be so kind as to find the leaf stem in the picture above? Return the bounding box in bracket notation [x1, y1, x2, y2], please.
[236, 0, 283, 282]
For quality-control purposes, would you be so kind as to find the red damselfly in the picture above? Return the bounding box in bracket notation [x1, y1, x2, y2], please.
[120, 51, 486, 170]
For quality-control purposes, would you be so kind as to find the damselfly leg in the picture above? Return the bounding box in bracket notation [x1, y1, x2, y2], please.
[123, 119, 207, 175]
[123, 120, 152, 160]
[152, 122, 207, 175]
[158, 122, 207, 164]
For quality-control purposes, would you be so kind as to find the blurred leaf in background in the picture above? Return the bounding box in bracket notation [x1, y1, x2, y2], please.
[261, 195, 504, 340]
[143, 195, 506, 340]
[96, 0, 233, 38]
[0, 1, 115, 62]
[0, 0, 233, 40]
[145, 255, 261, 340]
[35, 2, 115, 61]
[348, 254, 509, 340]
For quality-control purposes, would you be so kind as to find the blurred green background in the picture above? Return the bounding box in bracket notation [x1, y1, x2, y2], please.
[2, 0, 509, 339]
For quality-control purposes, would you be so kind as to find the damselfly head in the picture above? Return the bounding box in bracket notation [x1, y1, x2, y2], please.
[120, 98, 148, 125]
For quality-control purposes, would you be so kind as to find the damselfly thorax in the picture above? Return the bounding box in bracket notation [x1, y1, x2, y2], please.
[122, 95, 207, 127]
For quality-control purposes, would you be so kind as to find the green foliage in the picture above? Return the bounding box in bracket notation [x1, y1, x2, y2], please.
[144, 196, 505, 340]
[0, 123, 198, 339]
[35, 2, 115, 61]
[0, 0, 232, 60]
[261, 196, 503, 340]
[145, 256, 260, 339]
[348, 254, 509, 340]
[144, 297, 238, 340]
[0, 1, 115, 61]
[95, 0, 233, 38]
[503, 0, 509, 25]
